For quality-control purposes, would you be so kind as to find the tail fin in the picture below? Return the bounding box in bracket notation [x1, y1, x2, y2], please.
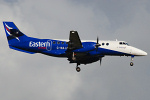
[3, 22, 28, 45]
[3, 22, 35, 54]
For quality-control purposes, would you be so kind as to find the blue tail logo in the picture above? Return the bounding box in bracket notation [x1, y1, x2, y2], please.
[3, 22, 26, 42]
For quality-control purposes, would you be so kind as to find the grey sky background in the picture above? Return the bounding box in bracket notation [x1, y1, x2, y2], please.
[0, 0, 150, 100]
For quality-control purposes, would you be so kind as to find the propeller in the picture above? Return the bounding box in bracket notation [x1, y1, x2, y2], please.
[95, 37, 101, 51]
[95, 37, 102, 66]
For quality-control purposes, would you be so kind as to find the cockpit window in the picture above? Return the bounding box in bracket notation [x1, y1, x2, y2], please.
[119, 42, 129, 45]
[126, 43, 129, 46]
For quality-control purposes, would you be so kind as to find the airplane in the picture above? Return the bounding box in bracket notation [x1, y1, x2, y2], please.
[3, 21, 147, 72]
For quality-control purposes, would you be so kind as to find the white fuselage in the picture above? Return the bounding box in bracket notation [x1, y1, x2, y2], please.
[82, 40, 147, 56]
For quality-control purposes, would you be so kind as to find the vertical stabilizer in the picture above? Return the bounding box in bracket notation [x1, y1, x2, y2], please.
[3, 22, 28, 45]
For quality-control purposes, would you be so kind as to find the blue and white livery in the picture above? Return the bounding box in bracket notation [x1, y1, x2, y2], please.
[3, 22, 147, 72]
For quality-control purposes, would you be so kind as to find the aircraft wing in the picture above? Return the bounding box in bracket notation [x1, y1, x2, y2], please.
[67, 31, 83, 50]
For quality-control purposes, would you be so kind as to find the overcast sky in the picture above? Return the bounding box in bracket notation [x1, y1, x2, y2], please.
[0, 0, 150, 100]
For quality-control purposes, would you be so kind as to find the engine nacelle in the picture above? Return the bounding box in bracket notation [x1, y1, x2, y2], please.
[72, 42, 96, 53]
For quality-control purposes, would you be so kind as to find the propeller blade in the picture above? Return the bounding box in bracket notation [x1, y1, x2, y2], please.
[100, 58, 102, 66]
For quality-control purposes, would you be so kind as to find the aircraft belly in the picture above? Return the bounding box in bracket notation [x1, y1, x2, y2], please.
[41, 50, 67, 57]
[68, 55, 100, 64]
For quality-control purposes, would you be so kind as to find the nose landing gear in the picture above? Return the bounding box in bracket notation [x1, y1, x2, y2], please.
[130, 56, 134, 66]
[130, 62, 134, 66]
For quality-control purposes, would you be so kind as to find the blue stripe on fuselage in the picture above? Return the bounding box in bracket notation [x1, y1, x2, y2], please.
[97, 47, 131, 56]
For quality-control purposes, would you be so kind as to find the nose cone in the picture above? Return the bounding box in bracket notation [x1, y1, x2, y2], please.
[132, 47, 147, 56]
[138, 50, 147, 56]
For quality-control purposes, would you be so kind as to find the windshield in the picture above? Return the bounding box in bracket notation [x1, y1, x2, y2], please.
[126, 43, 129, 46]
[119, 42, 129, 46]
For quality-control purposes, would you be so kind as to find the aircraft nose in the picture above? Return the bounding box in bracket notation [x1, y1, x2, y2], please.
[132, 47, 148, 56]
[137, 50, 147, 56]
[141, 51, 148, 56]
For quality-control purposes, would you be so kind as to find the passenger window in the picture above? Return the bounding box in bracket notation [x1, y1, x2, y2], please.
[123, 42, 126, 45]
[53, 41, 56, 44]
[57, 41, 60, 44]
[61, 42, 64, 44]
[102, 43, 105, 45]
[66, 42, 69, 44]
[106, 43, 109, 46]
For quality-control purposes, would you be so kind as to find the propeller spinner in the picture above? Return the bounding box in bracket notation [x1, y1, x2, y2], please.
[95, 37, 101, 50]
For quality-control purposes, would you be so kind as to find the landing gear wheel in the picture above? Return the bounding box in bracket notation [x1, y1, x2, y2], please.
[76, 67, 81, 72]
[130, 62, 134, 66]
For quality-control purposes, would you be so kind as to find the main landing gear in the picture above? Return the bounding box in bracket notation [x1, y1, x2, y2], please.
[76, 63, 81, 72]
[72, 52, 81, 72]
[130, 56, 134, 66]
